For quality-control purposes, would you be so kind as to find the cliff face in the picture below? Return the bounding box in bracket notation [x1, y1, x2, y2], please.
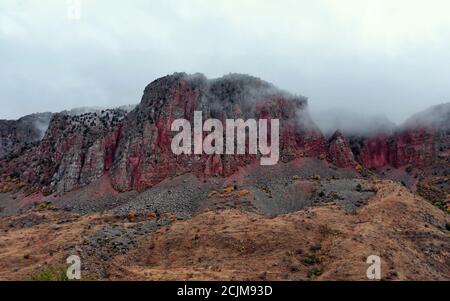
[0, 74, 448, 196]
[346, 103, 450, 169]
[109, 73, 326, 192]
[0, 110, 127, 194]
[0, 73, 326, 194]
[344, 129, 446, 169]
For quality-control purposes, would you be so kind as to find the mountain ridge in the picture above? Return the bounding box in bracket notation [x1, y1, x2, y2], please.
[0, 73, 448, 197]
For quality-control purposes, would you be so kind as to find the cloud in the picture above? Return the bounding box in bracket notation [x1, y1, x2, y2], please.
[0, 0, 449, 124]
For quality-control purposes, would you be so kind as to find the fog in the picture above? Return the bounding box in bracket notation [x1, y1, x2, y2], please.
[311, 108, 396, 136]
[1, 0, 449, 128]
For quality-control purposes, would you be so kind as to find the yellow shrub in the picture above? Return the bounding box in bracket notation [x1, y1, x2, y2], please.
[239, 189, 250, 196]
[223, 186, 234, 194]
[355, 164, 363, 173]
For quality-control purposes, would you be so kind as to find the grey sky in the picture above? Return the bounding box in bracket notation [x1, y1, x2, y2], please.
[1, 0, 449, 124]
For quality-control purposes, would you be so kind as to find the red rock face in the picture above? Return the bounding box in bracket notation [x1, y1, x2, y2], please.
[327, 131, 356, 168]
[0, 73, 326, 194]
[352, 128, 445, 169]
[110, 73, 327, 192]
[357, 134, 392, 169]
[392, 128, 438, 168]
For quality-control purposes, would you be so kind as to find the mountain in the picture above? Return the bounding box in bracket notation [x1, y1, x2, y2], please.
[0, 112, 52, 160]
[109, 73, 326, 192]
[345, 103, 450, 169]
[0, 74, 448, 197]
[1, 73, 327, 195]
[0, 73, 448, 281]
[0, 105, 137, 161]
[402, 102, 450, 130]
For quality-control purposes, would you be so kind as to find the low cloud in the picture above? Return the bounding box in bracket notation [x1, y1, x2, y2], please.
[0, 0, 449, 123]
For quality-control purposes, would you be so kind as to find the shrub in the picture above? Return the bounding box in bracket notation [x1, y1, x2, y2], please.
[303, 255, 322, 266]
[308, 267, 324, 278]
[434, 201, 445, 211]
[27, 266, 69, 281]
[239, 189, 250, 196]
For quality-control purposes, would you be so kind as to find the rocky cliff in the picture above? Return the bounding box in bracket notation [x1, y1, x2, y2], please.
[108, 73, 326, 192]
[0, 74, 448, 196]
[0, 73, 327, 194]
[344, 103, 450, 169]
[0, 109, 127, 194]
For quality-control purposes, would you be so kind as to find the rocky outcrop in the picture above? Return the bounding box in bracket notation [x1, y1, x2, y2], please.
[327, 131, 356, 168]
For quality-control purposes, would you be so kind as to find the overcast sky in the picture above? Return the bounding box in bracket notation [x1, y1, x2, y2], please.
[1, 0, 449, 124]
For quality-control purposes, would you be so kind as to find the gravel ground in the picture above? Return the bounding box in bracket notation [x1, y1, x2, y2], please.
[112, 173, 211, 219]
[1, 159, 376, 221]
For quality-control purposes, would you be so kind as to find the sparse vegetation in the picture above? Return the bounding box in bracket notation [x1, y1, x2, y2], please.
[303, 255, 322, 266]
[307, 266, 324, 278]
[433, 200, 446, 211]
[319, 225, 341, 237]
[27, 266, 69, 281]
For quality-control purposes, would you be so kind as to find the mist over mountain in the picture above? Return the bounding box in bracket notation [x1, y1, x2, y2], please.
[402, 102, 450, 130]
[310, 108, 396, 137]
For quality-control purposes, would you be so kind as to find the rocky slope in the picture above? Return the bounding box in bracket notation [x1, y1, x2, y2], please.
[114, 181, 448, 281]
[0, 180, 447, 280]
